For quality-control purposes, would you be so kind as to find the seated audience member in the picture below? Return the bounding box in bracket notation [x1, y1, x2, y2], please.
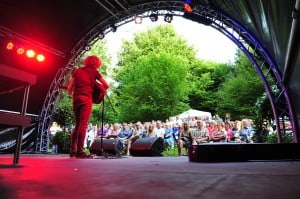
[106, 123, 120, 138]
[238, 119, 251, 143]
[211, 122, 226, 142]
[207, 120, 217, 141]
[117, 123, 132, 153]
[191, 120, 209, 145]
[178, 122, 193, 156]
[164, 123, 175, 149]
[154, 121, 165, 138]
[146, 124, 156, 137]
[172, 124, 180, 143]
[126, 122, 143, 156]
[97, 123, 110, 138]
[224, 122, 233, 142]
[118, 123, 132, 139]
[232, 120, 242, 142]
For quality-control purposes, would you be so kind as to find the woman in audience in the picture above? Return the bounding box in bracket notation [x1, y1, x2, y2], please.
[178, 122, 193, 156]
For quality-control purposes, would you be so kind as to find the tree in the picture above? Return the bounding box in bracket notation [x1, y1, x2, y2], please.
[112, 25, 197, 122]
[116, 53, 190, 122]
[216, 51, 265, 120]
[52, 92, 73, 127]
[188, 60, 233, 114]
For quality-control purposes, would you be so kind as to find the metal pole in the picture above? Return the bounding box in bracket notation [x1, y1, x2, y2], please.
[13, 83, 30, 164]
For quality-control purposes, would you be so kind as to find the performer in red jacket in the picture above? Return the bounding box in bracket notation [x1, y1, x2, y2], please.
[67, 55, 109, 158]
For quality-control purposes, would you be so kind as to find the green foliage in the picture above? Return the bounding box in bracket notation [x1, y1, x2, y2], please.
[51, 131, 70, 153]
[52, 92, 73, 127]
[216, 51, 265, 120]
[188, 60, 233, 113]
[113, 25, 197, 122]
[116, 53, 190, 122]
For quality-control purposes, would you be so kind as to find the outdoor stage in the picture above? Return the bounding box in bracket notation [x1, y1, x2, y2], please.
[1, 153, 300, 199]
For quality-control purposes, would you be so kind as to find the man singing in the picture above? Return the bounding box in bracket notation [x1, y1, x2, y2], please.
[67, 55, 109, 158]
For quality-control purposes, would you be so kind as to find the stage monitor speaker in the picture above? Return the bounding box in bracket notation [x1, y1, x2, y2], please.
[89, 138, 123, 157]
[130, 137, 164, 156]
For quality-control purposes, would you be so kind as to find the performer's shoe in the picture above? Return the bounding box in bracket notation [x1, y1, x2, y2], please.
[70, 152, 77, 158]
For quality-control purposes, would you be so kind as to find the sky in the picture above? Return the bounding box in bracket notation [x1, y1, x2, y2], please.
[104, 16, 238, 64]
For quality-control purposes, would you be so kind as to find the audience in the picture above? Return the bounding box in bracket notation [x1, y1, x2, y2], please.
[80, 114, 259, 156]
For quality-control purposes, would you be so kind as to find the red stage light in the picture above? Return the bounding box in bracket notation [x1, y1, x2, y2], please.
[5, 40, 47, 64]
[26, 49, 35, 58]
[17, 47, 25, 55]
[36, 54, 45, 62]
[6, 42, 14, 50]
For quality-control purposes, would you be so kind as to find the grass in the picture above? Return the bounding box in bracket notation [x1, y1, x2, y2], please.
[162, 147, 187, 156]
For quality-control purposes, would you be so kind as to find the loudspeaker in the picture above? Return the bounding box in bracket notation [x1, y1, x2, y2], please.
[89, 138, 123, 157]
[130, 137, 164, 156]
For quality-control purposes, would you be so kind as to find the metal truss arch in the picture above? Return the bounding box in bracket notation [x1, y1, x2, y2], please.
[36, 2, 298, 152]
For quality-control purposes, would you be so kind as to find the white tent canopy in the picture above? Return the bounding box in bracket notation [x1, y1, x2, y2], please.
[176, 109, 212, 120]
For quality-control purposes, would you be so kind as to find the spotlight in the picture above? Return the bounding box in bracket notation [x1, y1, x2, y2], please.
[26, 49, 35, 58]
[98, 32, 105, 39]
[110, 24, 117, 33]
[134, 15, 143, 24]
[164, 13, 173, 23]
[149, 13, 158, 22]
[183, 3, 193, 13]
[85, 45, 91, 51]
[36, 54, 45, 62]
[6, 42, 14, 50]
[17, 47, 25, 55]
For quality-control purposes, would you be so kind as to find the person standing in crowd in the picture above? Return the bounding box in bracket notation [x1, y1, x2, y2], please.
[67, 55, 109, 158]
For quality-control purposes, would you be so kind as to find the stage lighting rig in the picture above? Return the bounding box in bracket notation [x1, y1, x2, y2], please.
[149, 13, 158, 22]
[5, 41, 46, 63]
[134, 15, 143, 24]
[164, 13, 173, 23]
[110, 24, 117, 32]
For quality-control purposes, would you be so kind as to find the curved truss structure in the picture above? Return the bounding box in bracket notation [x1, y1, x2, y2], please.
[36, 1, 298, 152]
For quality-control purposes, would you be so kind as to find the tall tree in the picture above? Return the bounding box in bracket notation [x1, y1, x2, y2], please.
[216, 51, 265, 120]
[188, 60, 233, 114]
[113, 25, 197, 122]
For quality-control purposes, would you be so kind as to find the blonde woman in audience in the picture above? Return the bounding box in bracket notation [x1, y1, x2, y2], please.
[178, 122, 193, 156]
[106, 123, 120, 138]
[207, 120, 217, 141]
[147, 124, 156, 137]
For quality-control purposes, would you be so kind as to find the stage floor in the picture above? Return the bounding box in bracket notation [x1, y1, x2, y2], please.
[1, 154, 300, 199]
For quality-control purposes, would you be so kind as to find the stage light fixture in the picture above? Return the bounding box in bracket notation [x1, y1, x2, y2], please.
[85, 45, 91, 51]
[110, 24, 117, 33]
[164, 13, 173, 23]
[36, 54, 45, 62]
[183, 3, 193, 13]
[98, 32, 105, 39]
[6, 42, 14, 50]
[4, 40, 47, 63]
[134, 15, 143, 24]
[149, 13, 158, 22]
[17, 47, 25, 55]
[26, 49, 35, 58]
